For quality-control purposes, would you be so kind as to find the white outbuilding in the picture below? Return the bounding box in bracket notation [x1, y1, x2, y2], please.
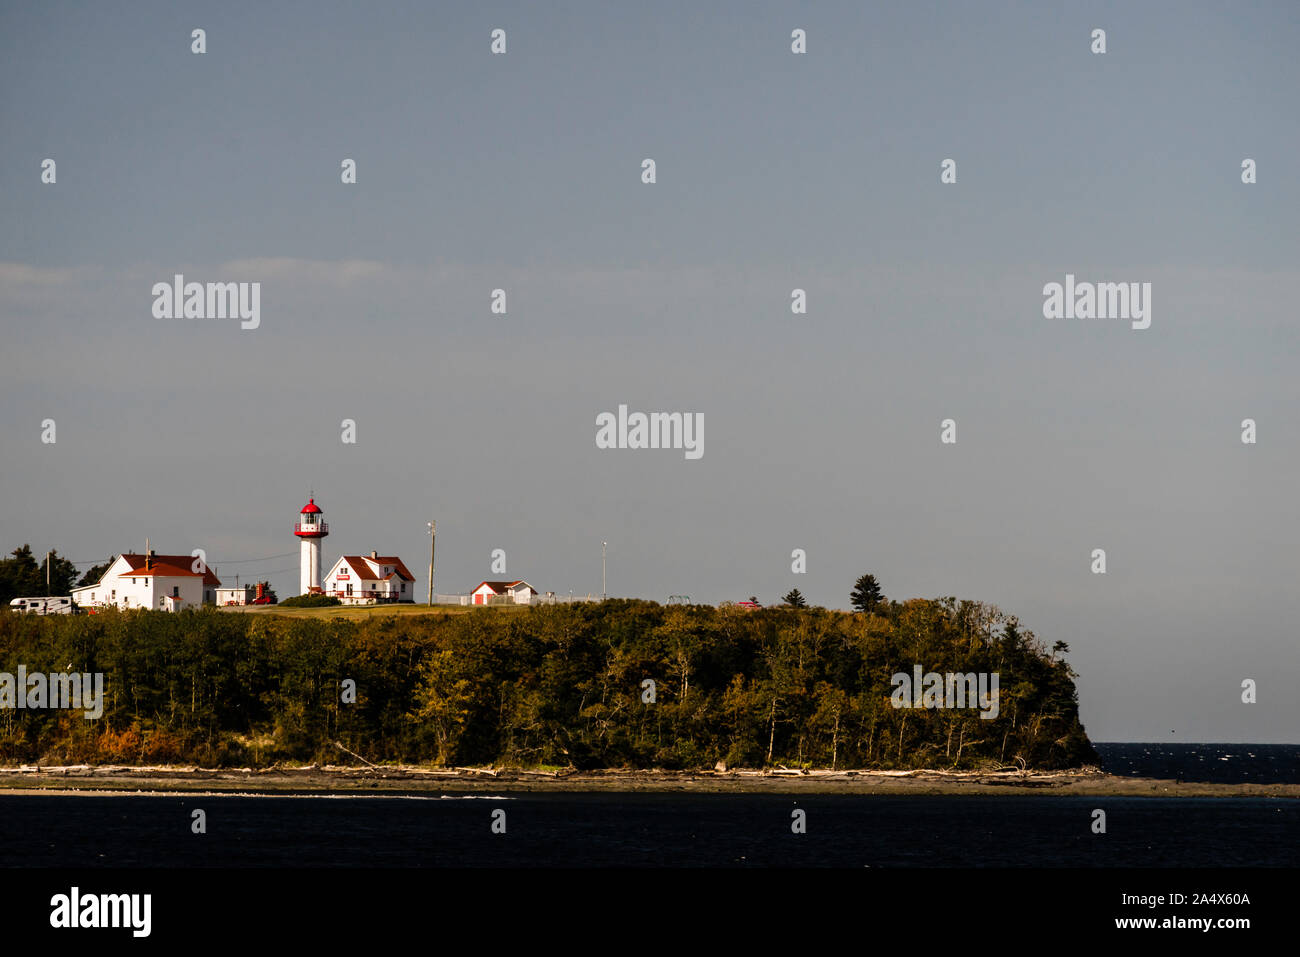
[469, 580, 536, 605]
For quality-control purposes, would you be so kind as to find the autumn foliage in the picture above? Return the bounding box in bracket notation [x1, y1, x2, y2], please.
[0, 599, 1097, 770]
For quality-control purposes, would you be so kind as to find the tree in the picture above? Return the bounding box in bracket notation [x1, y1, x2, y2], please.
[40, 551, 78, 595]
[783, 588, 807, 608]
[79, 560, 113, 587]
[0, 595, 1099, 771]
[849, 574, 883, 613]
[0, 546, 40, 604]
[0, 546, 79, 600]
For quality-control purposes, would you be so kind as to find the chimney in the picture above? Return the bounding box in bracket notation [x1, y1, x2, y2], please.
[370, 550, 377, 560]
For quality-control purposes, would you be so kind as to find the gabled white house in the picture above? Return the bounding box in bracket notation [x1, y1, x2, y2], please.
[470, 580, 536, 605]
[322, 552, 416, 604]
[71, 551, 221, 612]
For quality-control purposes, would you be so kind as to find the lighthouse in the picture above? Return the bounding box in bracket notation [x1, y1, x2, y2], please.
[294, 496, 329, 594]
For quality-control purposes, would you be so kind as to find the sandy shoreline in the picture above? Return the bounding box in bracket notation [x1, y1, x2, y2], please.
[0, 764, 1295, 798]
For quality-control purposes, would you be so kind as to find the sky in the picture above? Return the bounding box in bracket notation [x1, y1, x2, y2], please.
[2, 1, 1297, 742]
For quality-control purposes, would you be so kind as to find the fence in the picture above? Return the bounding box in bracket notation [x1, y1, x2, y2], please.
[428, 593, 602, 606]
[531, 592, 600, 605]
[431, 594, 471, 605]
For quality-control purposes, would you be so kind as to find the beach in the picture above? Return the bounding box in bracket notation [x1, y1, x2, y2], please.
[2, 764, 1296, 798]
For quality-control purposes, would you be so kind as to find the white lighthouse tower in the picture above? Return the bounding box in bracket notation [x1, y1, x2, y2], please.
[294, 496, 329, 594]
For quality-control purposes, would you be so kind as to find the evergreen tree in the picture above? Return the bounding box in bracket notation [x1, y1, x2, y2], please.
[0, 545, 40, 603]
[849, 574, 883, 613]
[78, 560, 113, 587]
[40, 551, 78, 595]
[783, 588, 807, 608]
[0, 545, 79, 599]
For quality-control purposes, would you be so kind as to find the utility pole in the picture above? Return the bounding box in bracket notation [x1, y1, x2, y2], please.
[427, 520, 436, 605]
[46, 551, 51, 595]
[602, 541, 607, 600]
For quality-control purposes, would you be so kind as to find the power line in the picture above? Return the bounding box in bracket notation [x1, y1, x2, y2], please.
[59, 551, 299, 567]
[203, 552, 299, 565]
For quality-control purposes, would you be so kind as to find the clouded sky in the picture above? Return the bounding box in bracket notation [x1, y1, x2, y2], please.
[2, 1, 1297, 742]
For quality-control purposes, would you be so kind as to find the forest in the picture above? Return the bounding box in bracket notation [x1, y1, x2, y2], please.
[0, 597, 1098, 770]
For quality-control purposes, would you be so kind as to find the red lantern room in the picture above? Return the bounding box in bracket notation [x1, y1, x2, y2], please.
[294, 497, 329, 538]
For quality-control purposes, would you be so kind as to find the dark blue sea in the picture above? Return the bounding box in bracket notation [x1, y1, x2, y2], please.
[2, 744, 1294, 868]
[1095, 742, 1300, 785]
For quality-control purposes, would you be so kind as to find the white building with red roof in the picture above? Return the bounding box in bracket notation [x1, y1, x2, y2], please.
[469, 580, 536, 605]
[71, 550, 222, 612]
[322, 551, 416, 604]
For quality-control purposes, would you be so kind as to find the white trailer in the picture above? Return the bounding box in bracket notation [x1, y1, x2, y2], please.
[8, 596, 76, 615]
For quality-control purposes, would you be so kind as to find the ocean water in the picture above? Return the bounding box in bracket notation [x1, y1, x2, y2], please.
[3, 742, 1295, 868]
[1095, 742, 1300, 784]
[1, 792, 1292, 867]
